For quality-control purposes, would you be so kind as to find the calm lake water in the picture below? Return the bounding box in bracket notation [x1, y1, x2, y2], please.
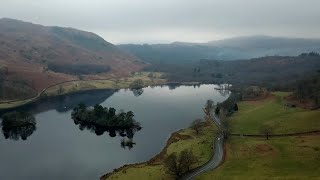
[0, 84, 229, 180]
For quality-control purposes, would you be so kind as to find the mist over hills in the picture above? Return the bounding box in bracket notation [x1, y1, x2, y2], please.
[119, 35, 320, 64]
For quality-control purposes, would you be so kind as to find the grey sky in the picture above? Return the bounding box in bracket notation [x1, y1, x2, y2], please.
[1, 0, 320, 44]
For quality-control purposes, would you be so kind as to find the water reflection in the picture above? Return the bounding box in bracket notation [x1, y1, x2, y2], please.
[2, 124, 36, 141]
[73, 118, 139, 149]
[73, 118, 139, 139]
[0, 90, 116, 141]
[218, 89, 230, 97]
[0, 89, 116, 116]
[1, 111, 37, 141]
[131, 88, 144, 97]
[168, 83, 179, 90]
[120, 138, 136, 150]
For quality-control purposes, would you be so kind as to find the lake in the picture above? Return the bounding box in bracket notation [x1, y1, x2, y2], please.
[0, 84, 230, 180]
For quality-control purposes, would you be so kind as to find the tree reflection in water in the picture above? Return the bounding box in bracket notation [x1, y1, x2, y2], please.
[73, 119, 140, 149]
[1, 111, 37, 141]
[120, 138, 136, 150]
[131, 88, 144, 97]
[2, 124, 36, 141]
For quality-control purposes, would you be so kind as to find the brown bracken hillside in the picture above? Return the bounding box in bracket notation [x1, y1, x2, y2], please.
[0, 18, 144, 99]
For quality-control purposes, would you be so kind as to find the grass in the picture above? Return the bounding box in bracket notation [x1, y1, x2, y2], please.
[198, 135, 320, 180]
[108, 164, 169, 180]
[0, 97, 37, 109]
[0, 72, 166, 109]
[198, 91, 320, 180]
[231, 92, 320, 134]
[166, 126, 215, 168]
[105, 121, 217, 180]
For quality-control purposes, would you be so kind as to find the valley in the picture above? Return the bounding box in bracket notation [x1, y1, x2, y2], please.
[0, 7, 319, 179]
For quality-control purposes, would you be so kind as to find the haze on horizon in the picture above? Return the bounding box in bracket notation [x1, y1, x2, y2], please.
[1, 0, 320, 44]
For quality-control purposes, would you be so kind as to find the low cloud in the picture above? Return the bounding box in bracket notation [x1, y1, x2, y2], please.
[1, 0, 319, 44]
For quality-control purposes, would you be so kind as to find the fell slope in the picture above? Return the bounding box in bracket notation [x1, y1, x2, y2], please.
[0, 18, 144, 99]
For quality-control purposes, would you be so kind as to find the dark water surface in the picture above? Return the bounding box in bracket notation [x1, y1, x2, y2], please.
[0, 85, 229, 180]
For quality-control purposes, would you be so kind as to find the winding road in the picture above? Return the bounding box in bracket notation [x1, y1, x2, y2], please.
[180, 113, 225, 180]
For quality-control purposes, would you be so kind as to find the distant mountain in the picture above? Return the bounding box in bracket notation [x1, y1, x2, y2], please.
[0, 18, 144, 92]
[119, 35, 320, 64]
[206, 35, 320, 58]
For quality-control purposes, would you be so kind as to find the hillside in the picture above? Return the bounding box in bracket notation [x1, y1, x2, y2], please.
[199, 92, 320, 180]
[0, 18, 144, 100]
[145, 53, 320, 89]
[119, 36, 320, 64]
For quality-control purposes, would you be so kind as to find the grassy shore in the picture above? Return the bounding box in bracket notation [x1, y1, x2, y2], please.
[198, 92, 320, 179]
[0, 72, 166, 110]
[230, 92, 320, 134]
[103, 121, 217, 180]
[43, 72, 165, 96]
[0, 97, 37, 109]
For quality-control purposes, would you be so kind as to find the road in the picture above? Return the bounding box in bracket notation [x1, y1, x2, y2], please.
[180, 113, 225, 180]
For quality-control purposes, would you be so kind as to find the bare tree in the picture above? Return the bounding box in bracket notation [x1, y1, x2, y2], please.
[148, 72, 154, 82]
[203, 99, 214, 121]
[190, 119, 202, 134]
[57, 85, 64, 94]
[221, 117, 231, 141]
[165, 153, 181, 177]
[165, 150, 197, 179]
[179, 150, 196, 172]
[260, 125, 273, 140]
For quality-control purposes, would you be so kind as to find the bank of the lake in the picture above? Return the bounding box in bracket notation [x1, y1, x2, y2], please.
[102, 121, 217, 180]
[0, 72, 166, 110]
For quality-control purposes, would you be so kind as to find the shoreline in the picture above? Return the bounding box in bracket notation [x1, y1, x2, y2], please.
[0, 73, 169, 110]
[101, 121, 217, 180]
[0, 73, 206, 110]
[100, 129, 185, 180]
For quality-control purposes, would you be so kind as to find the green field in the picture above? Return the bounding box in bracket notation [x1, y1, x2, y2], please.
[105, 121, 217, 180]
[230, 92, 320, 134]
[198, 92, 320, 180]
[198, 135, 320, 180]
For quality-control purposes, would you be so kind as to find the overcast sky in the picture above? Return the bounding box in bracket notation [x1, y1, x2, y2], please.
[1, 0, 320, 44]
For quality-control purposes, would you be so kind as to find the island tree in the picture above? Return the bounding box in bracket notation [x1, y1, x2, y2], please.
[71, 103, 141, 138]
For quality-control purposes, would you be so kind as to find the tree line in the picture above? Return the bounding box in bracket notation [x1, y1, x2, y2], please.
[293, 73, 320, 108]
[48, 63, 111, 75]
[144, 53, 320, 91]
